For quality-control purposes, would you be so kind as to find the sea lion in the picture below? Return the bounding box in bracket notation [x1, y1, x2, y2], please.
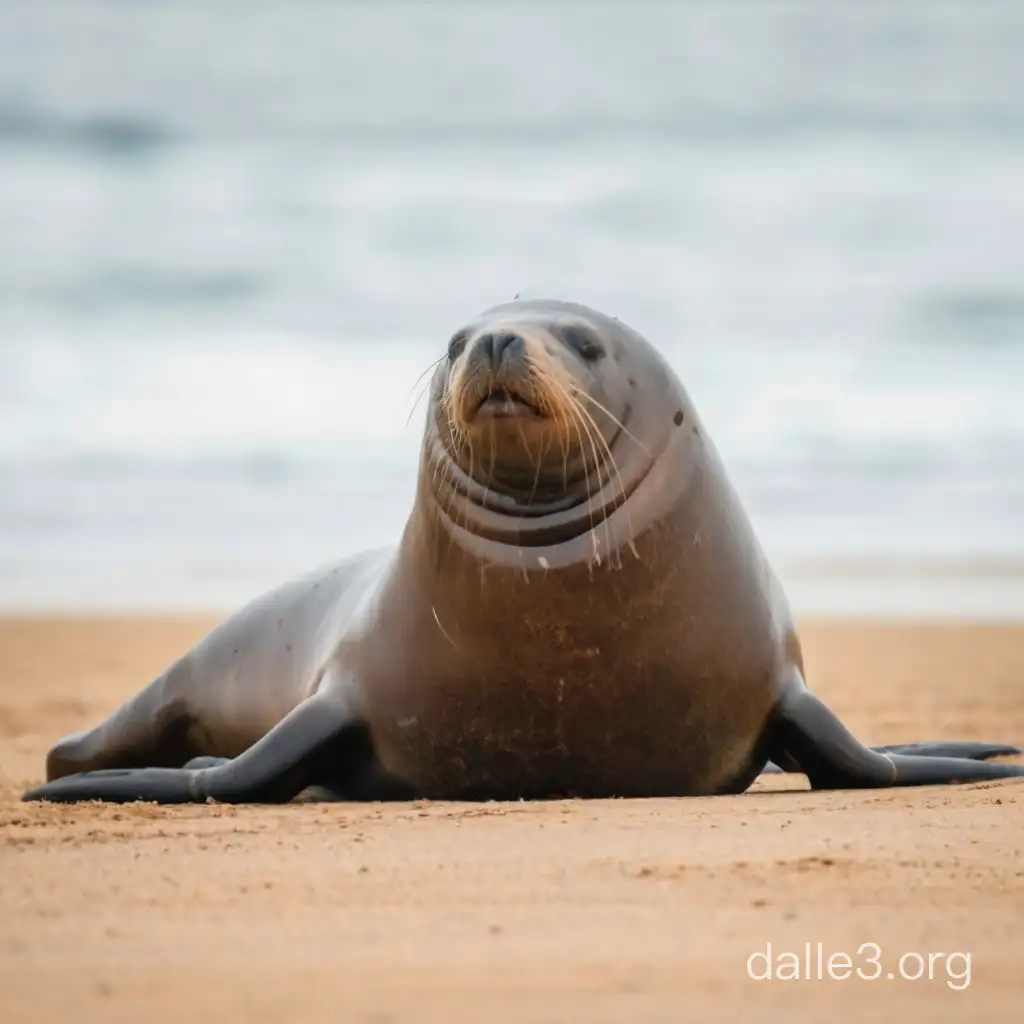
[23, 299, 1024, 804]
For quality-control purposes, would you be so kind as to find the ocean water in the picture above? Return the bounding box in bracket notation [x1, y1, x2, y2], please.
[1, 2, 1023, 617]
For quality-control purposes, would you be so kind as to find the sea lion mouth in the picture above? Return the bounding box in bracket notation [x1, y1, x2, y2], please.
[470, 387, 546, 421]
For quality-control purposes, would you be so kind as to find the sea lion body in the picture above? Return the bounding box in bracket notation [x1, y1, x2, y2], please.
[361, 433, 792, 800]
[27, 299, 1024, 804]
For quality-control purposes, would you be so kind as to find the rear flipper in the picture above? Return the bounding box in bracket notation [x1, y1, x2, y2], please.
[45, 671, 199, 781]
[23, 685, 373, 805]
[766, 681, 1024, 789]
[760, 741, 1022, 775]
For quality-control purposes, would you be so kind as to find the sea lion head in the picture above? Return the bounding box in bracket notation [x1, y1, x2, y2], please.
[424, 299, 686, 552]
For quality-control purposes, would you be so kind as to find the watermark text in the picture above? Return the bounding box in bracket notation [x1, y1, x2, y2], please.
[746, 942, 971, 990]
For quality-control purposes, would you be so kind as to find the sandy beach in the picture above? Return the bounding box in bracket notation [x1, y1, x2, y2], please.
[1, 615, 1021, 1022]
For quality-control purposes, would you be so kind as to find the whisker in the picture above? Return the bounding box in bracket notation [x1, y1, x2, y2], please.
[567, 395, 616, 564]
[570, 395, 634, 563]
[527, 364, 574, 492]
[527, 430, 554, 505]
[406, 355, 445, 402]
[574, 390, 652, 458]
[404, 357, 445, 427]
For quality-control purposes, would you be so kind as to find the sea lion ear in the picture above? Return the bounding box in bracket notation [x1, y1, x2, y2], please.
[553, 323, 605, 362]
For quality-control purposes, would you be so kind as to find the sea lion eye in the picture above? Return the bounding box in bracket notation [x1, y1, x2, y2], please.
[447, 331, 469, 361]
[558, 324, 605, 362]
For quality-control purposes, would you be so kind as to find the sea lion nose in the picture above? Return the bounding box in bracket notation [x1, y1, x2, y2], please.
[478, 331, 525, 368]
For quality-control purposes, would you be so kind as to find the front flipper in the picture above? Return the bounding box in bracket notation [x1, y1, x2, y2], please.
[760, 740, 1022, 775]
[767, 680, 1024, 789]
[22, 688, 365, 805]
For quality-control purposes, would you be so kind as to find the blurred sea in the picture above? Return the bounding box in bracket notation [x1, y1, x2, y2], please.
[1, 2, 1023, 617]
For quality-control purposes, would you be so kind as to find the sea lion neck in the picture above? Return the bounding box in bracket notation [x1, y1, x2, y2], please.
[420, 407, 658, 548]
